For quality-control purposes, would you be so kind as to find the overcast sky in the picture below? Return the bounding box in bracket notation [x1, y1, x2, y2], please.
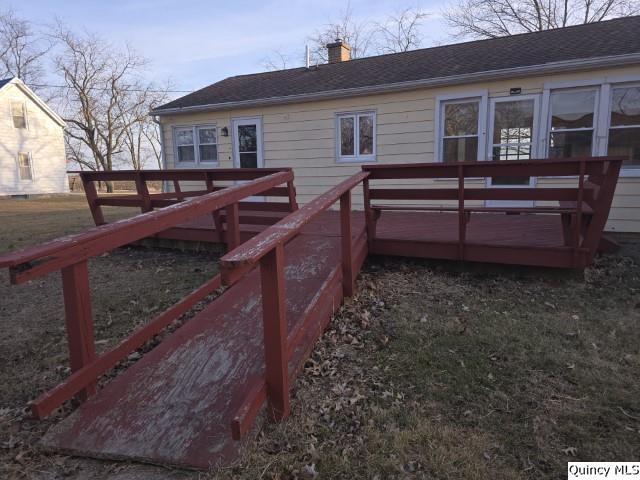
[10, 0, 450, 96]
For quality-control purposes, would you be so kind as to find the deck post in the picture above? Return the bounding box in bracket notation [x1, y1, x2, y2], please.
[457, 165, 466, 260]
[61, 260, 97, 401]
[287, 180, 298, 212]
[573, 160, 586, 266]
[340, 190, 354, 297]
[259, 243, 290, 421]
[225, 202, 241, 250]
[205, 173, 224, 242]
[173, 179, 185, 201]
[135, 172, 153, 213]
[363, 178, 376, 246]
[80, 175, 105, 226]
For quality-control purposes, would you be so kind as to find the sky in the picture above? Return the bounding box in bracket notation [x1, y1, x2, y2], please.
[9, 0, 451, 98]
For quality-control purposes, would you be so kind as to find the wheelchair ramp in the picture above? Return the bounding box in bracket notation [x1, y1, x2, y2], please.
[40, 226, 350, 470]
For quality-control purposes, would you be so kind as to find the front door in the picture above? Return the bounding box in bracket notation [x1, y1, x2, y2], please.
[486, 96, 540, 207]
[232, 117, 263, 169]
[232, 117, 264, 200]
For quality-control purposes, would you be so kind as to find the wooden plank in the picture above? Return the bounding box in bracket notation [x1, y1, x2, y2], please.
[369, 187, 587, 202]
[75, 168, 291, 182]
[61, 261, 96, 402]
[260, 244, 290, 421]
[362, 156, 625, 179]
[226, 203, 241, 250]
[81, 175, 105, 226]
[340, 191, 354, 297]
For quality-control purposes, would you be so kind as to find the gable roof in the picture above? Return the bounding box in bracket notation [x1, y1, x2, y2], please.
[154, 15, 640, 115]
[0, 77, 66, 127]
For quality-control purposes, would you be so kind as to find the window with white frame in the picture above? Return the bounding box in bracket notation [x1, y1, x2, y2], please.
[17, 152, 33, 180]
[174, 125, 217, 164]
[11, 101, 27, 129]
[440, 99, 481, 162]
[337, 111, 375, 162]
[607, 85, 640, 168]
[548, 89, 597, 159]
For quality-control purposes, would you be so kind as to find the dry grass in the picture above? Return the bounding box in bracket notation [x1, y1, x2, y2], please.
[0, 196, 638, 479]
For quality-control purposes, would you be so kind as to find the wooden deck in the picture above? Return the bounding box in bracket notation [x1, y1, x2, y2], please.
[0, 159, 623, 471]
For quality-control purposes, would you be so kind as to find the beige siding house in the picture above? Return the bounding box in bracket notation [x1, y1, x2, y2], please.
[153, 17, 640, 232]
[0, 78, 67, 196]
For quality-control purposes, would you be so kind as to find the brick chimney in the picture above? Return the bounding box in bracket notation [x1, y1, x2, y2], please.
[326, 39, 350, 63]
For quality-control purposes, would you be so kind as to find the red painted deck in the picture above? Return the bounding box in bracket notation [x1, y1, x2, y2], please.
[40, 212, 364, 469]
[0, 160, 622, 472]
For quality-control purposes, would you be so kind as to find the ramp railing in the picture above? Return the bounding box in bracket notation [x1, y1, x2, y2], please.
[218, 171, 370, 440]
[0, 170, 294, 419]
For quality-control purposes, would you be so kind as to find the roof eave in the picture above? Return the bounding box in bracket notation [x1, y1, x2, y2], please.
[151, 53, 640, 116]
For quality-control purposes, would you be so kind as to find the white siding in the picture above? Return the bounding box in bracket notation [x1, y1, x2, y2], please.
[0, 84, 67, 195]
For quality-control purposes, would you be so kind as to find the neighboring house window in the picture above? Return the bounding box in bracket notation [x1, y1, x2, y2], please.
[17, 152, 33, 180]
[608, 85, 640, 168]
[11, 101, 27, 129]
[174, 125, 217, 164]
[548, 89, 597, 158]
[337, 111, 375, 162]
[441, 100, 480, 163]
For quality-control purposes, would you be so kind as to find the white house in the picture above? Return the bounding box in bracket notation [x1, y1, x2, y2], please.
[0, 77, 68, 196]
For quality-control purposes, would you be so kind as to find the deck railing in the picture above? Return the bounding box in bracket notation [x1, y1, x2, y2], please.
[74, 168, 298, 250]
[0, 170, 294, 419]
[218, 171, 370, 439]
[362, 157, 623, 267]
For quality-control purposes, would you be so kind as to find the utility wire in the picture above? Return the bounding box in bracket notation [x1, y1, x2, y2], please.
[29, 83, 193, 93]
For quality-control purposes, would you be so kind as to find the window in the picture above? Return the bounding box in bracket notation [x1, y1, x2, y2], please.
[197, 126, 217, 163]
[17, 153, 32, 180]
[548, 89, 597, 158]
[337, 112, 375, 162]
[174, 125, 217, 164]
[11, 101, 26, 129]
[491, 99, 535, 161]
[441, 99, 480, 162]
[608, 85, 640, 168]
[489, 98, 537, 186]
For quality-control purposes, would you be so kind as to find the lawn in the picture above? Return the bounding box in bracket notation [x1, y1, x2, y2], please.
[0, 196, 638, 479]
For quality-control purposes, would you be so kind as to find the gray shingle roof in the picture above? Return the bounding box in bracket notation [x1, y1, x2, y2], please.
[156, 16, 640, 112]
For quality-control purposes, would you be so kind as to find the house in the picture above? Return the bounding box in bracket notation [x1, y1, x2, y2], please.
[152, 16, 640, 233]
[0, 77, 68, 196]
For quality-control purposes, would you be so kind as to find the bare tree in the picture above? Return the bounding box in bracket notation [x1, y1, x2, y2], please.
[52, 24, 163, 189]
[143, 120, 163, 169]
[119, 87, 170, 170]
[308, 1, 375, 63]
[444, 0, 640, 39]
[374, 7, 429, 54]
[0, 9, 49, 85]
[262, 49, 292, 71]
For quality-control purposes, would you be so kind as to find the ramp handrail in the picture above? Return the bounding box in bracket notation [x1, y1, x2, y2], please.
[218, 170, 370, 439]
[0, 170, 294, 419]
